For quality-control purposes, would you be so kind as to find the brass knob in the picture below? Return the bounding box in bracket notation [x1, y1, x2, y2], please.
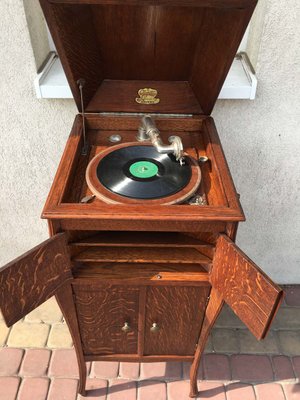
[121, 322, 131, 333]
[150, 322, 160, 333]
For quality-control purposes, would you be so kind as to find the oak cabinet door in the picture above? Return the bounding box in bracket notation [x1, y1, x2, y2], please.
[73, 285, 139, 355]
[144, 286, 210, 356]
[0, 233, 72, 326]
[211, 235, 283, 340]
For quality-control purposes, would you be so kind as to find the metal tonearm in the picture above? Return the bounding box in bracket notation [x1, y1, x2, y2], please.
[137, 115, 185, 164]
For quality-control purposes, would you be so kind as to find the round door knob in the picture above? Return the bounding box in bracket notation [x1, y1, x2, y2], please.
[121, 322, 131, 332]
[150, 322, 160, 333]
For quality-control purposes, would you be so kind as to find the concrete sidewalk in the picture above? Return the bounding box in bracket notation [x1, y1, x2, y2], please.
[0, 285, 299, 400]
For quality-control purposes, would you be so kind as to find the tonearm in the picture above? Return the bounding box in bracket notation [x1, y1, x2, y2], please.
[137, 115, 185, 165]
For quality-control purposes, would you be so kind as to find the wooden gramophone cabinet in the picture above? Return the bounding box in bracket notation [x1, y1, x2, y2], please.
[0, 0, 283, 397]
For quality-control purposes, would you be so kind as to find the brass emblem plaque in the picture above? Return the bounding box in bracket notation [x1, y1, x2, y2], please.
[135, 88, 160, 105]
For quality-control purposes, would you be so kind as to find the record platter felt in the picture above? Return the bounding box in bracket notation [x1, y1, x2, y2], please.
[86, 142, 201, 205]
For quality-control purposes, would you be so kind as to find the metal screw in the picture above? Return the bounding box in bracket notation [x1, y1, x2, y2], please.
[109, 134, 122, 143]
[199, 156, 209, 163]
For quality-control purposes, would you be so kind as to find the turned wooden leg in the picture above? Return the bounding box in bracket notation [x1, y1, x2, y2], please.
[189, 288, 224, 398]
[55, 284, 87, 396]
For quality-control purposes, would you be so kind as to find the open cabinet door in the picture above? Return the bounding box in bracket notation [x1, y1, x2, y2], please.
[210, 235, 283, 340]
[0, 233, 72, 327]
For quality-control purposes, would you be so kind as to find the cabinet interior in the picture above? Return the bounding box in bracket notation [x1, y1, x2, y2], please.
[42, 114, 244, 231]
[69, 231, 214, 281]
[67, 230, 213, 359]
[61, 115, 224, 206]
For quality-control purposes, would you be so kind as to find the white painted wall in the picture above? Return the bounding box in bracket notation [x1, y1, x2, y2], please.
[0, 0, 299, 283]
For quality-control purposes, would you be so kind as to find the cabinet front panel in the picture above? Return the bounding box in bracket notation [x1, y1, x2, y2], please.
[73, 285, 139, 355]
[0, 233, 71, 326]
[144, 286, 210, 356]
[211, 235, 283, 339]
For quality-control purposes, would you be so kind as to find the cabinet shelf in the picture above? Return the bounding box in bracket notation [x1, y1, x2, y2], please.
[73, 262, 209, 283]
[72, 246, 212, 266]
[70, 231, 214, 249]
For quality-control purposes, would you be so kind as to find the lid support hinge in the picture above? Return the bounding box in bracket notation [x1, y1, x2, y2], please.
[77, 79, 88, 156]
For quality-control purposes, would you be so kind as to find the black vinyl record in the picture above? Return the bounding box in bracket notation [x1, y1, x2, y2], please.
[96, 145, 192, 200]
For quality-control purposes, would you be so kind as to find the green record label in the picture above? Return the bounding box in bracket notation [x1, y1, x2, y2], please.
[129, 161, 158, 179]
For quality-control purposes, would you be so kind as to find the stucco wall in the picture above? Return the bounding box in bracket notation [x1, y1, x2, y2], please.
[0, 0, 299, 283]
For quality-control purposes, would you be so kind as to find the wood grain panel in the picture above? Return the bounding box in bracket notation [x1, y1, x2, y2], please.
[42, 115, 82, 211]
[144, 286, 210, 355]
[203, 118, 244, 214]
[85, 114, 203, 131]
[210, 235, 283, 339]
[190, 6, 255, 114]
[40, 1, 104, 111]
[73, 285, 139, 355]
[0, 233, 72, 326]
[70, 231, 214, 249]
[60, 218, 227, 233]
[88, 4, 204, 83]
[72, 246, 212, 265]
[41, 0, 255, 113]
[91, 5, 155, 80]
[49, 1, 257, 8]
[86, 80, 202, 114]
[153, 7, 204, 80]
[73, 262, 209, 283]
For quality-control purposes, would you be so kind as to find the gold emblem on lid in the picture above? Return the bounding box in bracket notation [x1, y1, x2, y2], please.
[135, 88, 160, 105]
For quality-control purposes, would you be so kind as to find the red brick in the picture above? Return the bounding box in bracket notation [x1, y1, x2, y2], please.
[183, 361, 204, 380]
[168, 382, 226, 400]
[20, 349, 51, 377]
[91, 362, 119, 379]
[0, 348, 24, 376]
[231, 355, 273, 382]
[272, 356, 295, 381]
[255, 383, 285, 400]
[198, 382, 226, 400]
[108, 379, 136, 400]
[226, 383, 256, 400]
[47, 379, 78, 400]
[0, 377, 20, 400]
[140, 362, 182, 380]
[138, 381, 166, 400]
[203, 354, 231, 381]
[168, 381, 192, 400]
[18, 378, 50, 400]
[48, 349, 79, 377]
[284, 286, 300, 306]
[282, 384, 300, 400]
[292, 357, 300, 379]
[119, 362, 140, 379]
[78, 379, 107, 399]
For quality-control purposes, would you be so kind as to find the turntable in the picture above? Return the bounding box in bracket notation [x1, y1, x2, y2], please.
[86, 115, 201, 205]
[0, 0, 283, 398]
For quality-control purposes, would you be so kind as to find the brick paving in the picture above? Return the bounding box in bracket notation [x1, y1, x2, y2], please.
[0, 285, 299, 399]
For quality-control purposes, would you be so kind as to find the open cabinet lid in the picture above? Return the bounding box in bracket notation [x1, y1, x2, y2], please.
[40, 0, 257, 115]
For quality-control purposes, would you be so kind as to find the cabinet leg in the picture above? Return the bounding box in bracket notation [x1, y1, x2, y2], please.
[189, 288, 224, 398]
[55, 284, 87, 396]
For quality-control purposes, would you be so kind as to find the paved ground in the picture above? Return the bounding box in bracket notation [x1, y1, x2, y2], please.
[0, 285, 299, 400]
